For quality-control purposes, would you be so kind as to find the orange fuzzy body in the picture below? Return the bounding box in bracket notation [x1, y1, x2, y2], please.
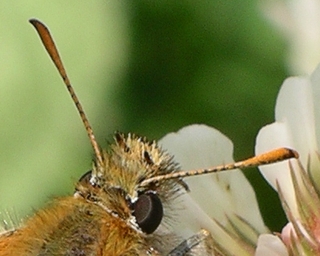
[0, 197, 149, 256]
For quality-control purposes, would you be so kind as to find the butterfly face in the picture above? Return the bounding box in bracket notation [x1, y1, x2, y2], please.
[75, 133, 183, 236]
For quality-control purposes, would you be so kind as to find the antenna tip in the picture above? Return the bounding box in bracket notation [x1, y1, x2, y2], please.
[284, 148, 299, 159]
[29, 18, 38, 25]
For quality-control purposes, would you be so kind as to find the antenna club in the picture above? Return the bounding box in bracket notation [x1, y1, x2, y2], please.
[255, 148, 299, 165]
[286, 148, 299, 159]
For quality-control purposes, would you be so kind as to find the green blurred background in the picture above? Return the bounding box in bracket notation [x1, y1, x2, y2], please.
[0, 1, 290, 231]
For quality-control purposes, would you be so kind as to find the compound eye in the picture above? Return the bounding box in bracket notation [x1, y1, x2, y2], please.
[78, 170, 92, 185]
[132, 192, 163, 234]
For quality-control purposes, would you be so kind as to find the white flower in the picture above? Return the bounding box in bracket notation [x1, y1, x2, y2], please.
[256, 64, 320, 254]
[260, 0, 320, 74]
[255, 234, 288, 256]
[160, 124, 268, 255]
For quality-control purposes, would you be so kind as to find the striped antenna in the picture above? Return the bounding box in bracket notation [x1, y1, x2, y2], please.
[29, 19, 103, 167]
[141, 147, 299, 186]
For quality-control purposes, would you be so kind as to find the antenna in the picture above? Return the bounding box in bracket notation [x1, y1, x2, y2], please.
[141, 147, 299, 186]
[29, 19, 104, 167]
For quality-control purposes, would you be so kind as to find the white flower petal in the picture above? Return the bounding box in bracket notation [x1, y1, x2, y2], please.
[160, 124, 267, 235]
[256, 71, 320, 216]
[310, 64, 320, 148]
[275, 76, 318, 163]
[256, 122, 298, 216]
[261, 0, 320, 74]
[255, 234, 288, 256]
[281, 222, 295, 246]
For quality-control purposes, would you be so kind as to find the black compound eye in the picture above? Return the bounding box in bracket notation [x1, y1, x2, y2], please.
[78, 170, 92, 184]
[132, 192, 163, 234]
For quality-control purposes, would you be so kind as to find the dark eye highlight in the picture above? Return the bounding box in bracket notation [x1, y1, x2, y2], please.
[132, 192, 163, 234]
[78, 170, 92, 185]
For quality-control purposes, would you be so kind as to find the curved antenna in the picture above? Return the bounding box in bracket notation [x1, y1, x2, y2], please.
[141, 147, 299, 186]
[29, 19, 103, 167]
